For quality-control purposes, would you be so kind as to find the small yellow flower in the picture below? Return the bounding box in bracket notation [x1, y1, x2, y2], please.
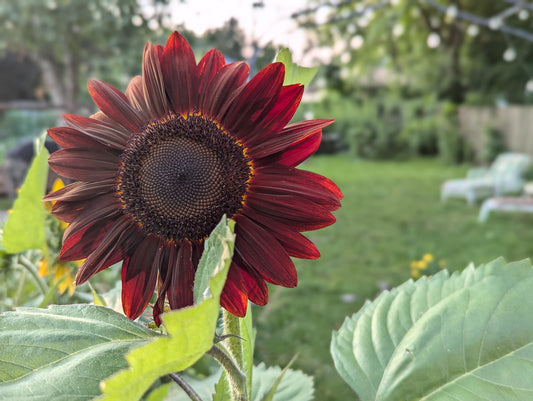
[417, 260, 428, 270]
[411, 269, 421, 279]
[37, 259, 49, 277]
[422, 253, 434, 263]
[54, 263, 76, 296]
[410, 260, 418, 269]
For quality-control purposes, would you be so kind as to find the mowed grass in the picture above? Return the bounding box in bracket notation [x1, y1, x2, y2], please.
[252, 154, 533, 401]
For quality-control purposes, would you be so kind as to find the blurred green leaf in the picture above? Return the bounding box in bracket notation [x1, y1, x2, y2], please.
[99, 217, 235, 401]
[252, 363, 314, 401]
[331, 258, 533, 400]
[276, 48, 318, 87]
[3, 135, 49, 254]
[0, 304, 158, 400]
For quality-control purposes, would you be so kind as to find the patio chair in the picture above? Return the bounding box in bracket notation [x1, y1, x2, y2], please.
[441, 152, 532, 205]
[478, 196, 533, 222]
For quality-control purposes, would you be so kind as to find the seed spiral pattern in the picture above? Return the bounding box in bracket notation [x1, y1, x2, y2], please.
[117, 113, 252, 242]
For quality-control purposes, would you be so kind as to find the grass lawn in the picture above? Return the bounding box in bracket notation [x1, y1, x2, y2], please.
[253, 154, 533, 401]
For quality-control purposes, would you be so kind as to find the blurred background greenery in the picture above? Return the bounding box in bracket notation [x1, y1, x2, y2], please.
[2, 1, 533, 400]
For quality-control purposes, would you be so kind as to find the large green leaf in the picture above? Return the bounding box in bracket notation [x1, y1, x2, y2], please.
[99, 217, 235, 401]
[0, 304, 158, 401]
[275, 48, 318, 87]
[3, 135, 49, 253]
[331, 258, 533, 400]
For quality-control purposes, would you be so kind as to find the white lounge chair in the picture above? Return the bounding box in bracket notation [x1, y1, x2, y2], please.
[441, 153, 532, 205]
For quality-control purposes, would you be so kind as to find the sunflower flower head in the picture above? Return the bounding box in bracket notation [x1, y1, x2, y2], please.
[46, 32, 342, 325]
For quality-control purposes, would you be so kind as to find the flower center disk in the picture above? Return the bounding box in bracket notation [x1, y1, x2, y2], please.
[117, 113, 251, 242]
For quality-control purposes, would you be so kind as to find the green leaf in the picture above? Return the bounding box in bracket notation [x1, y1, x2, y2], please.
[99, 217, 235, 401]
[275, 48, 318, 87]
[193, 217, 235, 303]
[3, 134, 49, 253]
[0, 304, 158, 401]
[331, 258, 533, 400]
[251, 363, 314, 401]
[258, 355, 297, 401]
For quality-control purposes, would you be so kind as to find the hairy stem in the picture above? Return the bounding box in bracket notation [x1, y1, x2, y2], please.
[208, 344, 247, 401]
[168, 372, 204, 401]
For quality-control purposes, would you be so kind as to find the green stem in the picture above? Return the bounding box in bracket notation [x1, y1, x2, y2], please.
[208, 345, 247, 401]
[13, 269, 27, 306]
[168, 373, 204, 401]
[222, 309, 244, 369]
[18, 254, 48, 296]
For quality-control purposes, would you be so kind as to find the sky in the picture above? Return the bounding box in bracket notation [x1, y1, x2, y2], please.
[166, 0, 313, 62]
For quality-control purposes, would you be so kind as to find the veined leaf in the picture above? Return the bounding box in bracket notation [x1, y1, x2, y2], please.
[275, 48, 318, 87]
[331, 258, 533, 400]
[3, 134, 49, 253]
[99, 217, 235, 401]
[251, 363, 314, 401]
[0, 304, 158, 401]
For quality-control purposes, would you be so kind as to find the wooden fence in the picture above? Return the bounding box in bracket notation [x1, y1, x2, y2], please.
[458, 106, 533, 160]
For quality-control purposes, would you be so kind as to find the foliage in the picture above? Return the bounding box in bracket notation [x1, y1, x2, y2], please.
[99, 218, 235, 401]
[0, 304, 159, 400]
[331, 258, 533, 400]
[300, 89, 472, 162]
[481, 126, 507, 163]
[3, 134, 48, 254]
[254, 155, 533, 401]
[0, 0, 171, 112]
[300, 0, 533, 105]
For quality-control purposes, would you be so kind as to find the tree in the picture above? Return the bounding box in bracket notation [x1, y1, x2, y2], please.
[293, 0, 533, 104]
[0, 0, 171, 115]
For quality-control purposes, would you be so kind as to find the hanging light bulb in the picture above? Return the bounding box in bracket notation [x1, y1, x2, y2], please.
[503, 48, 517, 62]
[525, 79, 533, 92]
[427, 32, 441, 48]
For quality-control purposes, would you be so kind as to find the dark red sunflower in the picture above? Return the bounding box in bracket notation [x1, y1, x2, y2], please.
[45, 31, 342, 325]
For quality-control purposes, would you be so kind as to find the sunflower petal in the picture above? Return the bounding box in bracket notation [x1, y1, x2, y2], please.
[220, 265, 249, 317]
[88, 79, 144, 132]
[48, 148, 119, 181]
[251, 164, 342, 211]
[220, 62, 284, 136]
[239, 262, 268, 305]
[242, 207, 320, 259]
[63, 114, 130, 148]
[234, 215, 297, 287]
[198, 49, 225, 101]
[75, 216, 142, 285]
[245, 84, 304, 147]
[142, 42, 169, 118]
[44, 179, 115, 202]
[48, 127, 119, 153]
[168, 240, 195, 309]
[121, 236, 159, 320]
[251, 119, 333, 160]
[245, 191, 336, 231]
[201, 62, 249, 118]
[277, 130, 322, 167]
[125, 76, 151, 120]
[161, 31, 198, 115]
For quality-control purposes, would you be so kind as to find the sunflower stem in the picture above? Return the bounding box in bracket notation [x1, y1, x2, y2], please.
[168, 372, 204, 401]
[18, 254, 48, 296]
[208, 344, 247, 401]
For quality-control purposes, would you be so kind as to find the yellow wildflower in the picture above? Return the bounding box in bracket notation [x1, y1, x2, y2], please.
[422, 253, 434, 263]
